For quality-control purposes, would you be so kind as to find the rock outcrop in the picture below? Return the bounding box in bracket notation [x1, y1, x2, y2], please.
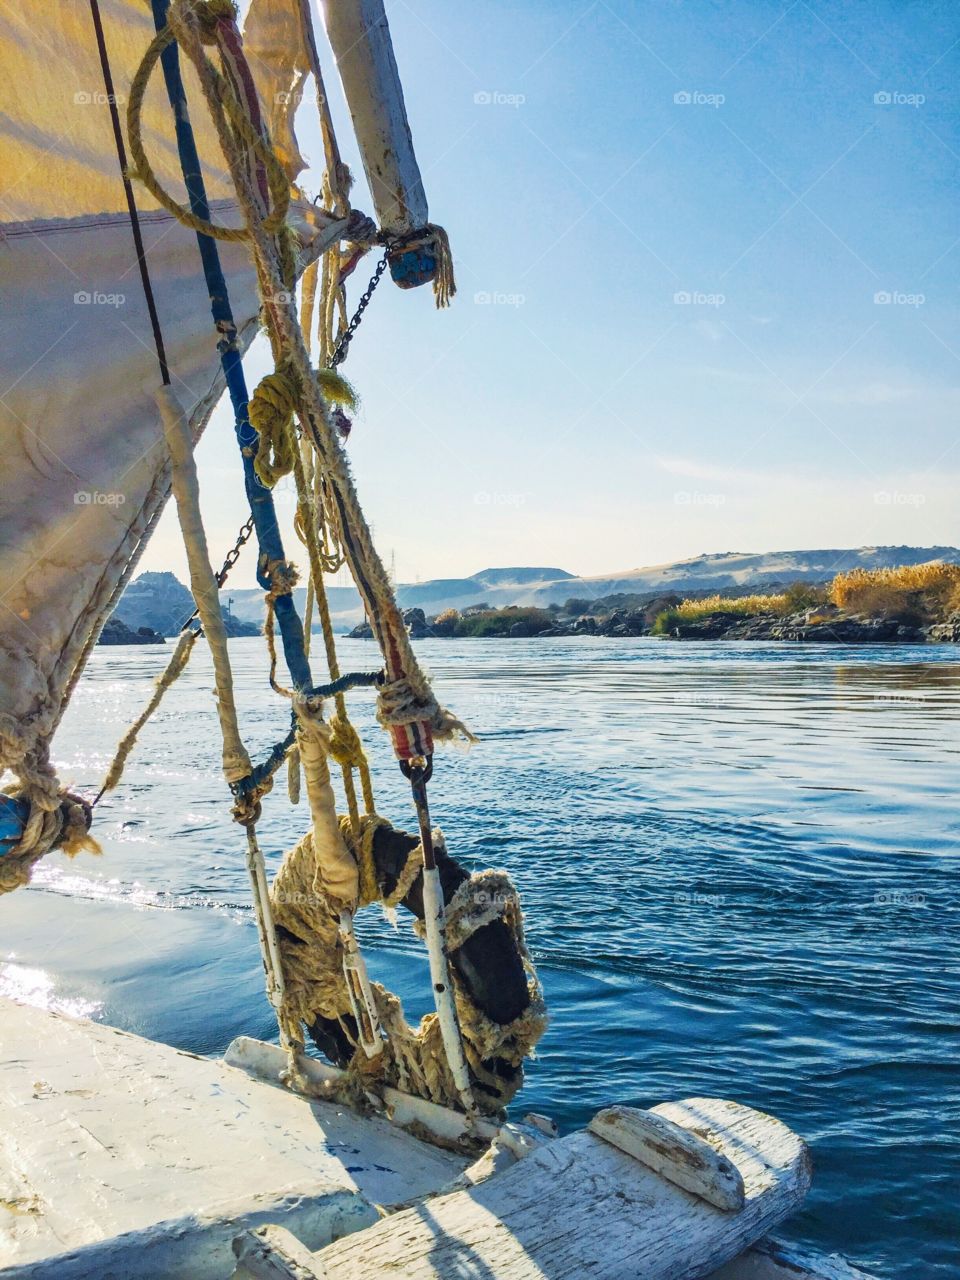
[98, 617, 165, 646]
[114, 571, 259, 637]
[669, 611, 924, 643]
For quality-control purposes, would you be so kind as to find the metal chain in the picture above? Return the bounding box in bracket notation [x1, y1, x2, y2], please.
[214, 514, 256, 587]
[184, 252, 386, 632]
[182, 513, 256, 631]
[329, 252, 389, 368]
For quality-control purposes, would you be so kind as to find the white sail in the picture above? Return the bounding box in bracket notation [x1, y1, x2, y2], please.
[0, 0, 328, 797]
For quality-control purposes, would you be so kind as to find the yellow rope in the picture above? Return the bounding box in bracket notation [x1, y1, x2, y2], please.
[158, 384, 252, 783]
[248, 366, 299, 488]
[99, 627, 199, 796]
[262, 558, 300, 698]
[0, 791, 101, 897]
[288, 446, 372, 832]
[126, 15, 290, 243]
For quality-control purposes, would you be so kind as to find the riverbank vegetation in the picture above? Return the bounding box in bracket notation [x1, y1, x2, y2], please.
[651, 582, 826, 635]
[829, 562, 960, 619]
[351, 560, 960, 644]
[651, 563, 960, 637]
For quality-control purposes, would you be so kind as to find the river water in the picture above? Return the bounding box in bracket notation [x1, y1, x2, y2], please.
[3, 637, 958, 1277]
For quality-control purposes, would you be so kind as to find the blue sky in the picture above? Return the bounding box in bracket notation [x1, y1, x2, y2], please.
[141, 0, 960, 587]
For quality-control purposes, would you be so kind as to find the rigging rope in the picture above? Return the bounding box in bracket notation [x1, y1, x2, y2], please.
[137, 0, 478, 1112]
[88, 0, 170, 385]
[113, 0, 541, 1117]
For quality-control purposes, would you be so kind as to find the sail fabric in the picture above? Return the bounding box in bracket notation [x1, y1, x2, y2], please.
[0, 1, 236, 224]
[0, 0, 328, 794]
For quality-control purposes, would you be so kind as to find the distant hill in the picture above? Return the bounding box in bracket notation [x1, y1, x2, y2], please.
[116, 548, 960, 633]
[220, 566, 579, 629]
[113, 571, 257, 638]
[562, 546, 960, 599]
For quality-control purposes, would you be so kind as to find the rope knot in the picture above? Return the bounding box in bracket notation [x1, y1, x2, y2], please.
[264, 558, 299, 602]
[377, 677, 476, 745]
[327, 714, 365, 769]
[0, 789, 100, 896]
[175, 0, 237, 45]
[248, 365, 300, 487]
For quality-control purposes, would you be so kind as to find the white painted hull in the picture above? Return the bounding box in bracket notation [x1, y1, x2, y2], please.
[0, 999, 875, 1279]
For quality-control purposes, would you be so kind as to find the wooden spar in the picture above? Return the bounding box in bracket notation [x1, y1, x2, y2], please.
[264, 1096, 814, 1280]
[224, 1036, 507, 1151]
[320, 0, 428, 236]
[589, 1104, 746, 1211]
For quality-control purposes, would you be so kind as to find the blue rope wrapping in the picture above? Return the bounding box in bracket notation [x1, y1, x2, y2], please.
[232, 672, 384, 797]
[310, 670, 384, 698]
[151, 0, 312, 694]
[234, 715, 297, 798]
[0, 794, 29, 854]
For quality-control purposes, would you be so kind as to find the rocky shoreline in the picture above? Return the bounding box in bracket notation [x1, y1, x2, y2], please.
[348, 602, 960, 644]
[99, 617, 166, 645]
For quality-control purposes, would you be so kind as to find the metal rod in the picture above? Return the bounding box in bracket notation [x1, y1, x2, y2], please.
[404, 762, 477, 1117]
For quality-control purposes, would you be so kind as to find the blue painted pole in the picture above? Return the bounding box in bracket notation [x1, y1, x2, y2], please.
[151, 0, 312, 694]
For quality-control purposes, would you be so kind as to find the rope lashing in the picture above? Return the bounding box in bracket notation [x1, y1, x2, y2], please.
[134, 0, 483, 1108]
[126, 9, 290, 243]
[386, 224, 457, 309]
[0, 790, 101, 897]
[96, 626, 199, 802]
[248, 364, 357, 489]
[135, 0, 470, 767]
[248, 365, 299, 488]
[262, 558, 301, 697]
[377, 676, 476, 753]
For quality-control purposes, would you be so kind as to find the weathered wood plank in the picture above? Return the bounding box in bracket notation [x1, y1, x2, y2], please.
[232, 1224, 328, 1280]
[314, 1097, 813, 1280]
[0, 999, 463, 1277]
[589, 1105, 746, 1210]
